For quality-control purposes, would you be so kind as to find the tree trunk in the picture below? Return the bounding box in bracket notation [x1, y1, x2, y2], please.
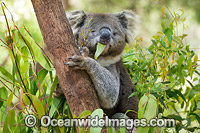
[61, 0, 70, 10]
[31, 0, 100, 117]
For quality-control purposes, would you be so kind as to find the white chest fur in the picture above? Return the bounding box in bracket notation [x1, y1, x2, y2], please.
[97, 54, 122, 67]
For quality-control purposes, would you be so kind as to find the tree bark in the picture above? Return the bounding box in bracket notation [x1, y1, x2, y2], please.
[31, 0, 100, 117]
[61, 0, 70, 10]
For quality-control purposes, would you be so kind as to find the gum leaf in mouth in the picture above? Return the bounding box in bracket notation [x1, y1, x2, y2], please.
[94, 42, 106, 60]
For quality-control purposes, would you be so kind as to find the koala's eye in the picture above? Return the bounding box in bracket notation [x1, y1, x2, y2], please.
[90, 29, 96, 33]
[89, 29, 96, 36]
[113, 32, 118, 36]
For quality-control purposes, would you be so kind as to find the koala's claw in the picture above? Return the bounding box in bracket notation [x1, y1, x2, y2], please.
[69, 55, 85, 61]
[67, 61, 85, 70]
[65, 61, 75, 66]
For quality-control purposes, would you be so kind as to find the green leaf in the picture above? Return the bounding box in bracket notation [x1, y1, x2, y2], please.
[20, 46, 29, 74]
[15, 112, 26, 133]
[0, 87, 8, 122]
[186, 79, 194, 88]
[138, 94, 148, 119]
[164, 28, 173, 46]
[94, 42, 106, 60]
[185, 118, 191, 127]
[128, 92, 139, 98]
[3, 109, 15, 133]
[78, 127, 85, 133]
[31, 95, 45, 118]
[193, 77, 198, 82]
[178, 55, 184, 69]
[187, 58, 192, 69]
[159, 36, 167, 48]
[49, 96, 62, 118]
[137, 127, 149, 133]
[78, 110, 91, 118]
[150, 83, 163, 92]
[166, 90, 179, 102]
[0, 100, 3, 109]
[161, 19, 168, 30]
[189, 113, 200, 124]
[107, 126, 116, 133]
[174, 90, 186, 102]
[7, 93, 13, 108]
[90, 109, 104, 133]
[139, 60, 148, 71]
[119, 126, 125, 133]
[0, 66, 12, 81]
[143, 94, 157, 121]
[193, 54, 198, 65]
[166, 115, 182, 121]
[0, 87, 8, 100]
[158, 97, 166, 108]
[22, 94, 31, 105]
[175, 122, 184, 132]
[37, 69, 48, 85]
[151, 39, 157, 46]
[47, 76, 58, 109]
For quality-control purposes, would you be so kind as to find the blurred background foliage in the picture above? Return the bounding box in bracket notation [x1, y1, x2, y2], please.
[0, 0, 200, 70]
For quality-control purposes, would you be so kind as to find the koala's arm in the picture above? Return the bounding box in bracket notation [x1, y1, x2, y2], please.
[67, 55, 120, 109]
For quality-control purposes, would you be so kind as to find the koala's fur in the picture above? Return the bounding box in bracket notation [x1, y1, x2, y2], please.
[57, 10, 139, 118]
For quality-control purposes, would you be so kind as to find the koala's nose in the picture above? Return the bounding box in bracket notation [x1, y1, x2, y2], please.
[100, 28, 111, 40]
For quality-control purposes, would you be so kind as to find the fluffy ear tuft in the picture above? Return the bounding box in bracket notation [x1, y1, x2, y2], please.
[115, 10, 139, 45]
[66, 10, 86, 35]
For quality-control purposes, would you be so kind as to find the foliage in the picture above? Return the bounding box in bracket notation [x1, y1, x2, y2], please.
[0, 3, 72, 133]
[0, 2, 200, 133]
[123, 7, 200, 132]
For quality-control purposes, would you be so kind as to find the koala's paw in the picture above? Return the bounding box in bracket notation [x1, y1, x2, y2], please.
[65, 55, 87, 70]
[65, 47, 91, 70]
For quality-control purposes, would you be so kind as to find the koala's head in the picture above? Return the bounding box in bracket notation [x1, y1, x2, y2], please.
[67, 10, 137, 60]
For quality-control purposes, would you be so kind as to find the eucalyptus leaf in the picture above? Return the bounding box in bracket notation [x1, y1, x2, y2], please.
[78, 110, 91, 118]
[47, 76, 58, 109]
[90, 109, 104, 133]
[94, 42, 106, 60]
[0, 66, 12, 81]
[49, 96, 62, 118]
[3, 109, 15, 133]
[7, 93, 13, 108]
[164, 28, 173, 46]
[31, 95, 45, 118]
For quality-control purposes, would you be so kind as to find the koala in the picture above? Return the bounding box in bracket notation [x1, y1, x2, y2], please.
[55, 10, 139, 119]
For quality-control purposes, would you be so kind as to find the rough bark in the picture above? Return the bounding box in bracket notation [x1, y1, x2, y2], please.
[31, 0, 100, 117]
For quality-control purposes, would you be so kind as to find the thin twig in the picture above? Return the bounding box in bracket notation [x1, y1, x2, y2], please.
[0, 97, 6, 102]
[0, 79, 19, 99]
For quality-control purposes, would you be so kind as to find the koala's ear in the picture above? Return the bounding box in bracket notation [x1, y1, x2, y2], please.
[66, 10, 86, 35]
[115, 10, 138, 45]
